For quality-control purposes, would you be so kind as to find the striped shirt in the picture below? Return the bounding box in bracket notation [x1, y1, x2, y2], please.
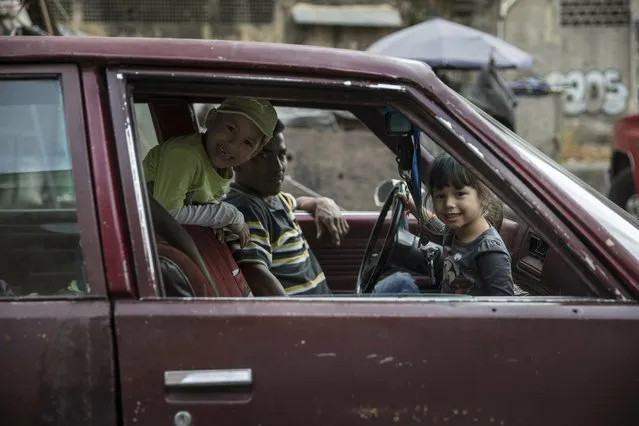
[225, 183, 331, 296]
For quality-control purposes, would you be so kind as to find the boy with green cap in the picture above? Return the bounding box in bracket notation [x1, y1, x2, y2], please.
[144, 97, 279, 247]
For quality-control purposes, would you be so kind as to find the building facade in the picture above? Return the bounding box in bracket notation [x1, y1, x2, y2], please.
[497, 0, 637, 156]
[51, 0, 639, 168]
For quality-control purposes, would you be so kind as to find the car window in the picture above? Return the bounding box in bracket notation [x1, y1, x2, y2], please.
[134, 103, 159, 159]
[129, 97, 549, 299]
[0, 79, 88, 297]
[129, 98, 401, 298]
[109, 71, 605, 301]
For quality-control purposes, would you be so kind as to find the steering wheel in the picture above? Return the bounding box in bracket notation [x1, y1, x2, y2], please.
[356, 183, 407, 294]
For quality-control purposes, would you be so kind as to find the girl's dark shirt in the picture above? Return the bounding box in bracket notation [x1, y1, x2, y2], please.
[422, 217, 515, 296]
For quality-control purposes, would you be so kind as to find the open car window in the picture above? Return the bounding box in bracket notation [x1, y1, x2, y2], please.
[105, 69, 620, 302]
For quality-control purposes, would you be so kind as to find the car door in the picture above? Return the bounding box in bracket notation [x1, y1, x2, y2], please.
[115, 298, 639, 426]
[107, 67, 639, 426]
[0, 65, 116, 425]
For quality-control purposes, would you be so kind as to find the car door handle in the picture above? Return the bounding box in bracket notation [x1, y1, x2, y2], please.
[164, 368, 253, 389]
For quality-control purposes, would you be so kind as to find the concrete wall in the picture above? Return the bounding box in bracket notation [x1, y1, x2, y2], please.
[514, 93, 563, 157]
[68, 0, 403, 49]
[500, 0, 632, 155]
[283, 128, 397, 211]
[290, 25, 391, 50]
[72, 0, 290, 42]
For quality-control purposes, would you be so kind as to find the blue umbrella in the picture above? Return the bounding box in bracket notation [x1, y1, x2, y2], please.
[367, 18, 534, 69]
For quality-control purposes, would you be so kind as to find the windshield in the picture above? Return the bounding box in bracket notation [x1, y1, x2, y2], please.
[465, 100, 639, 257]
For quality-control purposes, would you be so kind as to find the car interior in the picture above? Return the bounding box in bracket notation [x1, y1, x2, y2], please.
[125, 85, 597, 300]
[0, 77, 598, 299]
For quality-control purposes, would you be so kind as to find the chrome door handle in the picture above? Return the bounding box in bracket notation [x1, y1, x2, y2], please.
[164, 368, 252, 389]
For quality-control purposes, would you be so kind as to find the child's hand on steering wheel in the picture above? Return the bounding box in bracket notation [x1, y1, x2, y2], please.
[398, 189, 435, 221]
[397, 190, 418, 218]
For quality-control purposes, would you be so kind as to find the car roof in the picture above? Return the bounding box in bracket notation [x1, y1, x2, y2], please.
[0, 36, 434, 84]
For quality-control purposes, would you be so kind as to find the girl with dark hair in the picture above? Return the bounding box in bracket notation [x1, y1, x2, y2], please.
[401, 153, 514, 296]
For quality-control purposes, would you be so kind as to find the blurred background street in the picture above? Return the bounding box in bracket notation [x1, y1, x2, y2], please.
[6, 0, 638, 211]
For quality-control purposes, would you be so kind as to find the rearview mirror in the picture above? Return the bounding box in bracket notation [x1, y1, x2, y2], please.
[385, 111, 412, 135]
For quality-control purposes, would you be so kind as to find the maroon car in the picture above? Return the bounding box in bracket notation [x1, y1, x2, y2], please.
[1, 36, 639, 426]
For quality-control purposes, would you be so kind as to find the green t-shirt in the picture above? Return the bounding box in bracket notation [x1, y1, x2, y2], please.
[143, 133, 232, 210]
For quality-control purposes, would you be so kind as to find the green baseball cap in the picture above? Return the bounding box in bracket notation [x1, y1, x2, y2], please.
[216, 97, 278, 140]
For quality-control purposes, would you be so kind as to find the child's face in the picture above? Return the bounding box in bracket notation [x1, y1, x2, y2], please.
[204, 113, 264, 168]
[432, 185, 485, 231]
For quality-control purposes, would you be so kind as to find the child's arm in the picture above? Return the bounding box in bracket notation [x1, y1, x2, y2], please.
[170, 201, 244, 228]
[477, 252, 515, 296]
[171, 202, 249, 247]
[398, 192, 446, 245]
[421, 213, 447, 245]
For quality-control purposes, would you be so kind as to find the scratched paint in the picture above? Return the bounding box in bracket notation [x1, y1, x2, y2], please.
[353, 405, 508, 424]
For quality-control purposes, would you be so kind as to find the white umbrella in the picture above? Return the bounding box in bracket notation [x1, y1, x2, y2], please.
[367, 18, 534, 69]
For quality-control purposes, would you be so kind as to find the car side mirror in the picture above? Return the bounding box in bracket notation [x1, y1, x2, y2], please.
[374, 179, 402, 207]
[374, 179, 427, 207]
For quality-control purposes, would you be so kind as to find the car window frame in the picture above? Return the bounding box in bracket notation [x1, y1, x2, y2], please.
[0, 64, 107, 298]
[105, 67, 417, 298]
[105, 66, 627, 301]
